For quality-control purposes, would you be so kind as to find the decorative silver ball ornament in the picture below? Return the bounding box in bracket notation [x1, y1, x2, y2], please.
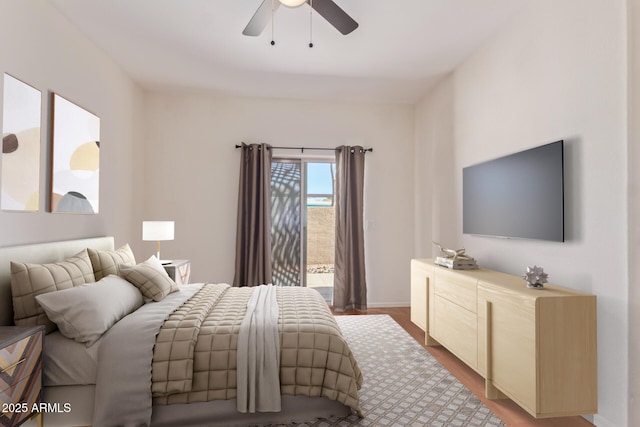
[523, 265, 548, 289]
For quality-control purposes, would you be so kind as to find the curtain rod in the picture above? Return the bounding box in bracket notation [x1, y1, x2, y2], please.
[235, 144, 373, 153]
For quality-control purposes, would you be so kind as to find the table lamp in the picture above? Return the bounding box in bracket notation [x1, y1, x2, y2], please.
[142, 221, 174, 264]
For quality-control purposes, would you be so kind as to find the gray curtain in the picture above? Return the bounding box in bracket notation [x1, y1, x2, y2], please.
[233, 143, 273, 287]
[333, 146, 367, 311]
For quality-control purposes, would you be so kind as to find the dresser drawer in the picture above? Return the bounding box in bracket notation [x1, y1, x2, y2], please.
[0, 369, 42, 426]
[0, 331, 43, 392]
[434, 269, 478, 313]
[432, 295, 478, 370]
[0, 326, 43, 427]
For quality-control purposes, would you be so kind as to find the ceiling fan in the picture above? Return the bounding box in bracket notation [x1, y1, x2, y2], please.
[242, 0, 358, 37]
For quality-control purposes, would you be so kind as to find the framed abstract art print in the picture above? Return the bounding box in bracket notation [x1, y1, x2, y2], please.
[50, 93, 100, 214]
[1, 74, 42, 211]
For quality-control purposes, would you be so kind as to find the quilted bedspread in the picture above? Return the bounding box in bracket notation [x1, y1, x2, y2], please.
[151, 283, 363, 415]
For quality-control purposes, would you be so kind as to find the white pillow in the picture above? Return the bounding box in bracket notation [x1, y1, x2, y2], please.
[35, 275, 144, 346]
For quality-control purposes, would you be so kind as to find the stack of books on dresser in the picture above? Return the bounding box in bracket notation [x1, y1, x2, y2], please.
[435, 256, 479, 270]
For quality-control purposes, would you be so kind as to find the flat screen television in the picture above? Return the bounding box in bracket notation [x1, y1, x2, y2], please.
[462, 140, 564, 242]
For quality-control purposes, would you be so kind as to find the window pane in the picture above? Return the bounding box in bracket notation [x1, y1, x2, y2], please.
[305, 162, 335, 303]
[306, 162, 334, 206]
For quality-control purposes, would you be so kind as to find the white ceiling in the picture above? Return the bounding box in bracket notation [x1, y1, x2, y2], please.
[50, 0, 529, 103]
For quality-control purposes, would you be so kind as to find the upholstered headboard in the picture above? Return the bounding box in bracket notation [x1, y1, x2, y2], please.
[0, 236, 115, 326]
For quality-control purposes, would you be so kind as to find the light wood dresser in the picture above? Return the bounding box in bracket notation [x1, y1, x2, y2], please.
[410, 258, 597, 419]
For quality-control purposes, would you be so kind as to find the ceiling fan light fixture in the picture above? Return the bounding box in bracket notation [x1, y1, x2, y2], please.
[279, 0, 306, 8]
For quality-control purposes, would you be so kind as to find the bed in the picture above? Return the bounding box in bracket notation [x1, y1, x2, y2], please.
[0, 237, 362, 427]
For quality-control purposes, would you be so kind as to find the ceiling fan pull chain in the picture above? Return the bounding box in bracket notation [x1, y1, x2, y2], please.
[271, 0, 276, 46]
[309, 0, 314, 48]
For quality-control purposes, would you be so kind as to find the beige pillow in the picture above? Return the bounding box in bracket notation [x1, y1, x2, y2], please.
[35, 275, 144, 346]
[119, 256, 178, 302]
[87, 243, 136, 280]
[11, 249, 95, 333]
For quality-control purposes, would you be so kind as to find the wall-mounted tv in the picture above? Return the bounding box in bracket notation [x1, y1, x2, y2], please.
[463, 140, 564, 242]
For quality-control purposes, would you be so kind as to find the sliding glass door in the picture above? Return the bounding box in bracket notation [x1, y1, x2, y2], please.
[304, 162, 335, 302]
[270, 159, 335, 302]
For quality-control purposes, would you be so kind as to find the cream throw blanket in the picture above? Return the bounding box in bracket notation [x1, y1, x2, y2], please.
[236, 284, 281, 413]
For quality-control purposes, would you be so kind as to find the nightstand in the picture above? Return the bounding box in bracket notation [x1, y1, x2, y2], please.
[0, 326, 44, 427]
[163, 259, 191, 285]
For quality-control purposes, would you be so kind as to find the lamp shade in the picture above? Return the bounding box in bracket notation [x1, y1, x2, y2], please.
[142, 221, 174, 241]
[279, 0, 306, 7]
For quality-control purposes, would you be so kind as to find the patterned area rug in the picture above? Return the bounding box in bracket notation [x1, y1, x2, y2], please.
[294, 315, 506, 427]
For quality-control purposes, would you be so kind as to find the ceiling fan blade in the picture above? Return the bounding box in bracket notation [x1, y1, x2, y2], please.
[308, 0, 358, 35]
[243, 0, 281, 36]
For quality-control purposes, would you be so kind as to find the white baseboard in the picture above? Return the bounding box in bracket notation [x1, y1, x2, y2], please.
[366, 301, 411, 308]
[593, 413, 620, 427]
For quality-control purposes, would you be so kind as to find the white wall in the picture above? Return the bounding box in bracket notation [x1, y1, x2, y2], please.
[141, 92, 415, 307]
[413, 78, 456, 256]
[0, 0, 142, 250]
[415, 1, 628, 426]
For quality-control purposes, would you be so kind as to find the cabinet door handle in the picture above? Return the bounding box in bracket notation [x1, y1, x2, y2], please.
[1, 358, 25, 373]
[485, 301, 493, 379]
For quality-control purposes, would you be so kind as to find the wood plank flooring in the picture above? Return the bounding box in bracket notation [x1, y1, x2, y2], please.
[332, 307, 595, 427]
